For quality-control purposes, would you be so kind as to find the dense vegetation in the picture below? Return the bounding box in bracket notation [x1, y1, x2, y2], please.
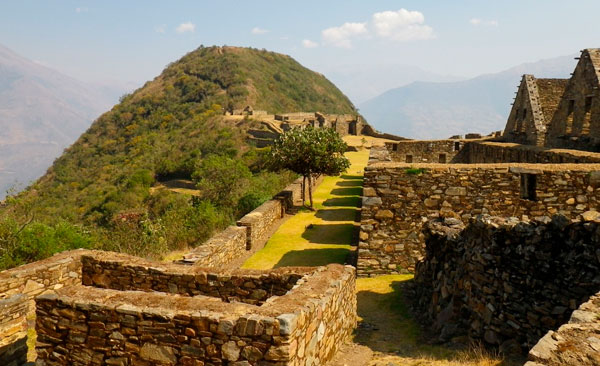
[0, 46, 358, 269]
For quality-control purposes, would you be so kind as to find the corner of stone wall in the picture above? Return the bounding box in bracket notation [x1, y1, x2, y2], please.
[525, 291, 600, 366]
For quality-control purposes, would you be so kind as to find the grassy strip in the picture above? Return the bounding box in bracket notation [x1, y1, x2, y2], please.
[242, 148, 369, 269]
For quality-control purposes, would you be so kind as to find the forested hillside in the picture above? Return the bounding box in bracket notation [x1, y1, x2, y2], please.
[0, 46, 358, 269]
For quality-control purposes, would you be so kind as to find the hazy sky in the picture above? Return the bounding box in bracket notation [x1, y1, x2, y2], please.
[1, 1, 599, 88]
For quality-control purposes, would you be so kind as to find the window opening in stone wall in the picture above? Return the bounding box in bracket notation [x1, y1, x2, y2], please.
[454, 141, 460, 151]
[406, 154, 413, 163]
[566, 99, 575, 134]
[439, 154, 446, 163]
[520, 173, 537, 201]
[514, 108, 522, 132]
[348, 121, 357, 135]
[392, 144, 398, 152]
[583, 96, 593, 134]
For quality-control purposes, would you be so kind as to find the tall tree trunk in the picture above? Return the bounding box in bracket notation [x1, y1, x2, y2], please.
[301, 175, 306, 207]
[308, 175, 313, 208]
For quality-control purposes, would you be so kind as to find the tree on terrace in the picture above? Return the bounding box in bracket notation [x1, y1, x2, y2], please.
[268, 126, 350, 208]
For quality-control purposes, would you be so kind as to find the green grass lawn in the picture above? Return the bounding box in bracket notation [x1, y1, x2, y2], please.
[242, 148, 370, 269]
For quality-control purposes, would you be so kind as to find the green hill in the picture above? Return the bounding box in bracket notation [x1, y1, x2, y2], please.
[0, 46, 359, 269]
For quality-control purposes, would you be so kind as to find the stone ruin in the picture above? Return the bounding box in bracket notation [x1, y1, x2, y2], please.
[0, 175, 356, 366]
[5, 48, 600, 366]
[356, 49, 600, 366]
[414, 215, 600, 364]
[35, 252, 355, 366]
[224, 108, 407, 148]
[503, 48, 600, 152]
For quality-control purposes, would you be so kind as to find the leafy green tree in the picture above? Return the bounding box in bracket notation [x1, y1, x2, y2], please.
[192, 154, 252, 208]
[269, 127, 350, 208]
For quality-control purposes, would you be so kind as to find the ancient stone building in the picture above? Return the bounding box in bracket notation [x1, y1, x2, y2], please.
[503, 75, 566, 146]
[545, 49, 600, 151]
[502, 48, 600, 152]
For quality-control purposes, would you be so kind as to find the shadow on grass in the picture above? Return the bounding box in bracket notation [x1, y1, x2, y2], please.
[355, 278, 524, 365]
[341, 174, 363, 180]
[336, 180, 363, 187]
[330, 187, 363, 196]
[301, 223, 358, 244]
[322, 196, 361, 207]
[355, 279, 418, 353]
[274, 248, 349, 267]
[315, 208, 359, 222]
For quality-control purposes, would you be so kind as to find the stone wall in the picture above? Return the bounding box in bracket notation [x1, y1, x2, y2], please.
[384, 140, 468, 163]
[81, 253, 308, 306]
[182, 175, 323, 269]
[358, 161, 600, 276]
[0, 295, 28, 366]
[360, 125, 408, 141]
[413, 215, 600, 354]
[545, 49, 600, 152]
[237, 199, 285, 250]
[0, 249, 88, 365]
[525, 292, 600, 366]
[455, 141, 600, 164]
[182, 226, 248, 267]
[35, 264, 356, 366]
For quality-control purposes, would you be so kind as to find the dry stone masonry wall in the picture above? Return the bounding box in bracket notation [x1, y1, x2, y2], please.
[0, 249, 87, 366]
[81, 253, 308, 306]
[0, 295, 28, 366]
[237, 200, 284, 250]
[455, 141, 600, 164]
[413, 215, 600, 355]
[358, 159, 600, 276]
[525, 292, 600, 366]
[182, 176, 322, 269]
[0, 173, 335, 365]
[182, 226, 248, 268]
[35, 261, 356, 366]
[384, 140, 470, 164]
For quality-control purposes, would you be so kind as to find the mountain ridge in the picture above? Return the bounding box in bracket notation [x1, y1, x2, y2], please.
[360, 54, 578, 139]
[0, 43, 129, 197]
[0, 45, 358, 269]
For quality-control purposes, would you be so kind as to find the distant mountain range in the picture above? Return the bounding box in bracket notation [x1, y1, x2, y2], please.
[0, 44, 130, 198]
[359, 54, 578, 139]
[324, 63, 465, 104]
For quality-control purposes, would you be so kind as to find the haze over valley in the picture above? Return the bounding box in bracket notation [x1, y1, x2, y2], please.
[0, 44, 130, 198]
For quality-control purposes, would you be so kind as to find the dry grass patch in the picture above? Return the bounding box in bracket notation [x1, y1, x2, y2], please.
[349, 275, 523, 366]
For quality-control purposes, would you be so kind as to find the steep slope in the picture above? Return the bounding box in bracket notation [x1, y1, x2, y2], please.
[360, 54, 577, 139]
[0, 44, 127, 197]
[0, 46, 358, 269]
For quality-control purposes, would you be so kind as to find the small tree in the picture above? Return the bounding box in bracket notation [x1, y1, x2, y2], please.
[269, 127, 350, 208]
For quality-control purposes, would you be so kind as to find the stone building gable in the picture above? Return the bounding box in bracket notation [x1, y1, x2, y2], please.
[535, 78, 567, 130]
[546, 49, 600, 150]
[503, 75, 548, 145]
[503, 76, 567, 146]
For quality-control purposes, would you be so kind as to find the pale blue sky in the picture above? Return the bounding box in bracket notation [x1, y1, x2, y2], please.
[1, 1, 599, 89]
